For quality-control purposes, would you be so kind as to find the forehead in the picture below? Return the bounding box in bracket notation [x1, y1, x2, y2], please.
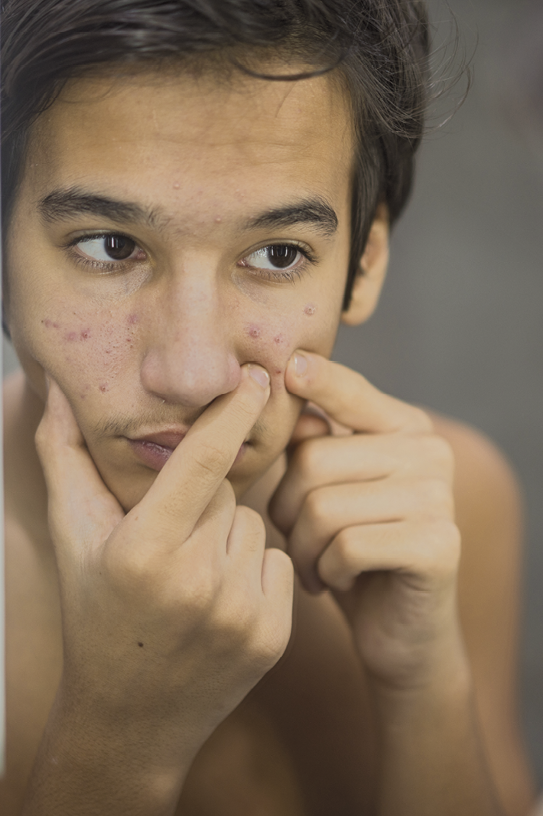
[22, 66, 355, 222]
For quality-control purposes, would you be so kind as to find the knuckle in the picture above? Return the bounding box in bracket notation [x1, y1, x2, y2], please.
[235, 505, 265, 535]
[192, 442, 232, 478]
[418, 478, 454, 516]
[217, 479, 236, 507]
[260, 630, 290, 666]
[102, 543, 154, 597]
[250, 621, 290, 669]
[184, 566, 223, 613]
[419, 519, 461, 572]
[211, 594, 262, 651]
[424, 435, 455, 474]
[407, 406, 434, 433]
[292, 439, 325, 479]
[331, 527, 358, 568]
[232, 507, 266, 554]
[304, 486, 332, 527]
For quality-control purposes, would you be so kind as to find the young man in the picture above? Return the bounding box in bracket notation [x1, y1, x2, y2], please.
[0, 1, 535, 814]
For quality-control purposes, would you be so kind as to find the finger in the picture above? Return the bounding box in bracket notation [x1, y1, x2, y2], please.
[140, 364, 270, 541]
[35, 378, 124, 556]
[285, 351, 432, 434]
[287, 408, 330, 448]
[317, 520, 461, 592]
[226, 505, 266, 564]
[259, 548, 295, 657]
[287, 479, 454, 592]
[270, 433, 454, 534]
[187, 479, 237, 553]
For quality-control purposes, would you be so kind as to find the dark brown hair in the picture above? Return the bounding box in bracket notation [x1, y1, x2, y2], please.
[1, 0, 430, 312]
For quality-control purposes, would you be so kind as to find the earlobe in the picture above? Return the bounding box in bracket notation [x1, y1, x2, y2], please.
[341, 203, 390, 327]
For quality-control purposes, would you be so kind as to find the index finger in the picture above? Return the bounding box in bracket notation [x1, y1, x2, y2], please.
[139, 364, 270, 537]
[284, 351, 432, 434]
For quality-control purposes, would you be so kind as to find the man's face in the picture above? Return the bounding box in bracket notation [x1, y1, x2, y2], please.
[6, 65, 356, 510]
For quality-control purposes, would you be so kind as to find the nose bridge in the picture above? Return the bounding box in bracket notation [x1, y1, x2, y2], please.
[141, 266, 239, 406]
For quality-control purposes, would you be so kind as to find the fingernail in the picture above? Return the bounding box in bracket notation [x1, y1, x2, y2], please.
[293, 353, 308, 377]
[247, 364, 270, 389]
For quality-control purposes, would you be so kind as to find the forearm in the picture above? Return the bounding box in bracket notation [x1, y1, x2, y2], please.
[21, 687, 194, 816]
[372, 666, 505, 816]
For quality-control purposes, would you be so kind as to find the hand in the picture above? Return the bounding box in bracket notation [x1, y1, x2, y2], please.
[269, 351, 463, 692]
[35, 365, 294, 773]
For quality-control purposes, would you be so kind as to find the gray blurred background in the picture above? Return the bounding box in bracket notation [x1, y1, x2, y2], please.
[4, 0, 543, 785]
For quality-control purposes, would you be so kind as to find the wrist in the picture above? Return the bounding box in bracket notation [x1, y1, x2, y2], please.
[29, 681, 198, 808]
[364, 611, 472, 697]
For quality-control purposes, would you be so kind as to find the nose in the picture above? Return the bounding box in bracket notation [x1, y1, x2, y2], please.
[140, 275, 241, 408]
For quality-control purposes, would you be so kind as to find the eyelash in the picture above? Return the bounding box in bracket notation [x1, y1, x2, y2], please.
[63, 233, 145, 273]
[63, 232, 318, 281]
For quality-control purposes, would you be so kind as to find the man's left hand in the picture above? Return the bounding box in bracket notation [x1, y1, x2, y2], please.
[269, 350, 465, 692]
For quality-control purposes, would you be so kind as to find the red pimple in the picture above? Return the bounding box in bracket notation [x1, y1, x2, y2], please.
[273, 334, 285, 345]
[65, 331, 77, 342]
[43, 318, 60, 329]
[275, 369, 282, 375]
[127, 313, 139, 325]
[304, 303, 316, 316]
[247, 325, 261, 339]
[99, 383, 109, 393]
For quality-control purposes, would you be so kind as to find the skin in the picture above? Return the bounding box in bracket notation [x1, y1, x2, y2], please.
[6, 68, 354, 510]
[0, 65, 535, 815]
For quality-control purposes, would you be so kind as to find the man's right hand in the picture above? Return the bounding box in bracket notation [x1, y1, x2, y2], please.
[29, 364, 294, 813]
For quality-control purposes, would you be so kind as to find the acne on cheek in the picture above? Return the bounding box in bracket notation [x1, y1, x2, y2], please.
[246, 324, 261, 339]
[244, 318, 306, 387]
[41, 312, 140, 395]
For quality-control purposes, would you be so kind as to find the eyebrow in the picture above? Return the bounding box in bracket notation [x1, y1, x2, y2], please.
[38, 187, 338, 238]
[38, 188, 161, 228]
[246, 197, 338, 238]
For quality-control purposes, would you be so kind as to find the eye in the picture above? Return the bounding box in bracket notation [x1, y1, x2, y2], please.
[241, 244, 303, 272]
[73, 234, 146, 263]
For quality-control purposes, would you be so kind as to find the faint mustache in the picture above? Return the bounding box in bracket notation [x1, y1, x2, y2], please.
[93, 409, 203, 439]
[93, 409, 268, 441]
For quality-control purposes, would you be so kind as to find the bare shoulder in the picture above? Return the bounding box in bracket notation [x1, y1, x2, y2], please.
[427, 409, 523, 629]
[427, 411, 535, 814]
[428, 410, 522, 558]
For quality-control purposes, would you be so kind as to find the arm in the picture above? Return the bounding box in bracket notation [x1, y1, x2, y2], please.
[270, 350, 514, 816]
[22, 366, 293, 815]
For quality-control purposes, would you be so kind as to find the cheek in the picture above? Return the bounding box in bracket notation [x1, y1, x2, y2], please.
[32, 309, 139, 400]
[243, 301, 337, 381]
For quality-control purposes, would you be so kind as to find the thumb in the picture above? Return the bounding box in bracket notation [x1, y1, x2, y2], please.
[35, 378, 124, 561]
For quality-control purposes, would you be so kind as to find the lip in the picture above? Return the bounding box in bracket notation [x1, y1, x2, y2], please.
[127, 429, 188, 471]
[127, 429, 248, 472]
[133, 430, 188, 449]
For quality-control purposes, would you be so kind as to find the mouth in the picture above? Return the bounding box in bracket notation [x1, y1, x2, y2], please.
[127, 429, 249, 472]
[127, 429, 188, 471]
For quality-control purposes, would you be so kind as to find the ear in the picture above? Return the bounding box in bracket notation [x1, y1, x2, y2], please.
[341, 203, 390, 327]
